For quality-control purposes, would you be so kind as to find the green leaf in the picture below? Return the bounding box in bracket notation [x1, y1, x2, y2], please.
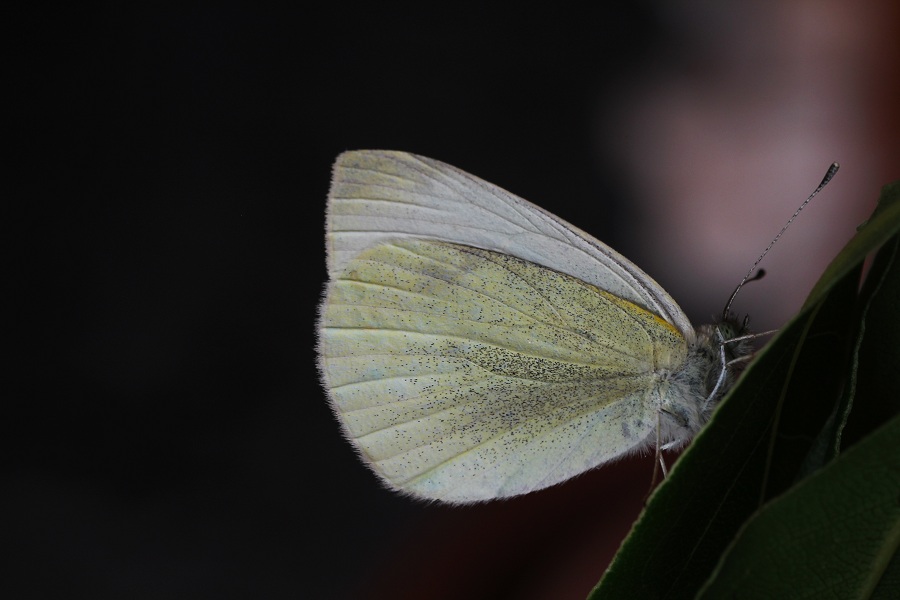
[697, 182, 900, 599]
[696, 414, 900, 599]
[803, 182, 900, 470]
[805, 181, 900, 309]
[841, 221, 900, 449]
[588, 181, 900, 600]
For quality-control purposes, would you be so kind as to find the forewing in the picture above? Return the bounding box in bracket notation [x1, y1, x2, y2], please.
[320, 239, 688, 502]
[326, 150, 693, 338]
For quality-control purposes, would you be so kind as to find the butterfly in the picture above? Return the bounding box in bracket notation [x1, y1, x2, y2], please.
[316, 150, 755, 503]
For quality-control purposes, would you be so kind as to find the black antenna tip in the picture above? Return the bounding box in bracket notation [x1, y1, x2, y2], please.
[821, 162, 840, 187]
[750, 269, 766, 282]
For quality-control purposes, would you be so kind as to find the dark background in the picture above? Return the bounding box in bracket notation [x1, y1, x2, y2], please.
[10, 4, 899, 599]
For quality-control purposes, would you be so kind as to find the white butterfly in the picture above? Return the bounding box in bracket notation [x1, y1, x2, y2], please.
[317, 151, 751, 503]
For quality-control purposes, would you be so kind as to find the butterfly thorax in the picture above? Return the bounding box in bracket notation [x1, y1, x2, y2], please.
[657, 316, 753, 448]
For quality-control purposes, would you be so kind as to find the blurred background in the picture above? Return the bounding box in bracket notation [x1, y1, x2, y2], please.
[10, 3, 898, 598]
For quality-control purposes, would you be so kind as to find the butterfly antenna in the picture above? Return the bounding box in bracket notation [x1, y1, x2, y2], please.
[722, 162, 840, 318]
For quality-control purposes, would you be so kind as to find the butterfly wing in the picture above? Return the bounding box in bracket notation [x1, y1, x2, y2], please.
[325, 151, 693, 338]
[320, 237, 689, 502]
